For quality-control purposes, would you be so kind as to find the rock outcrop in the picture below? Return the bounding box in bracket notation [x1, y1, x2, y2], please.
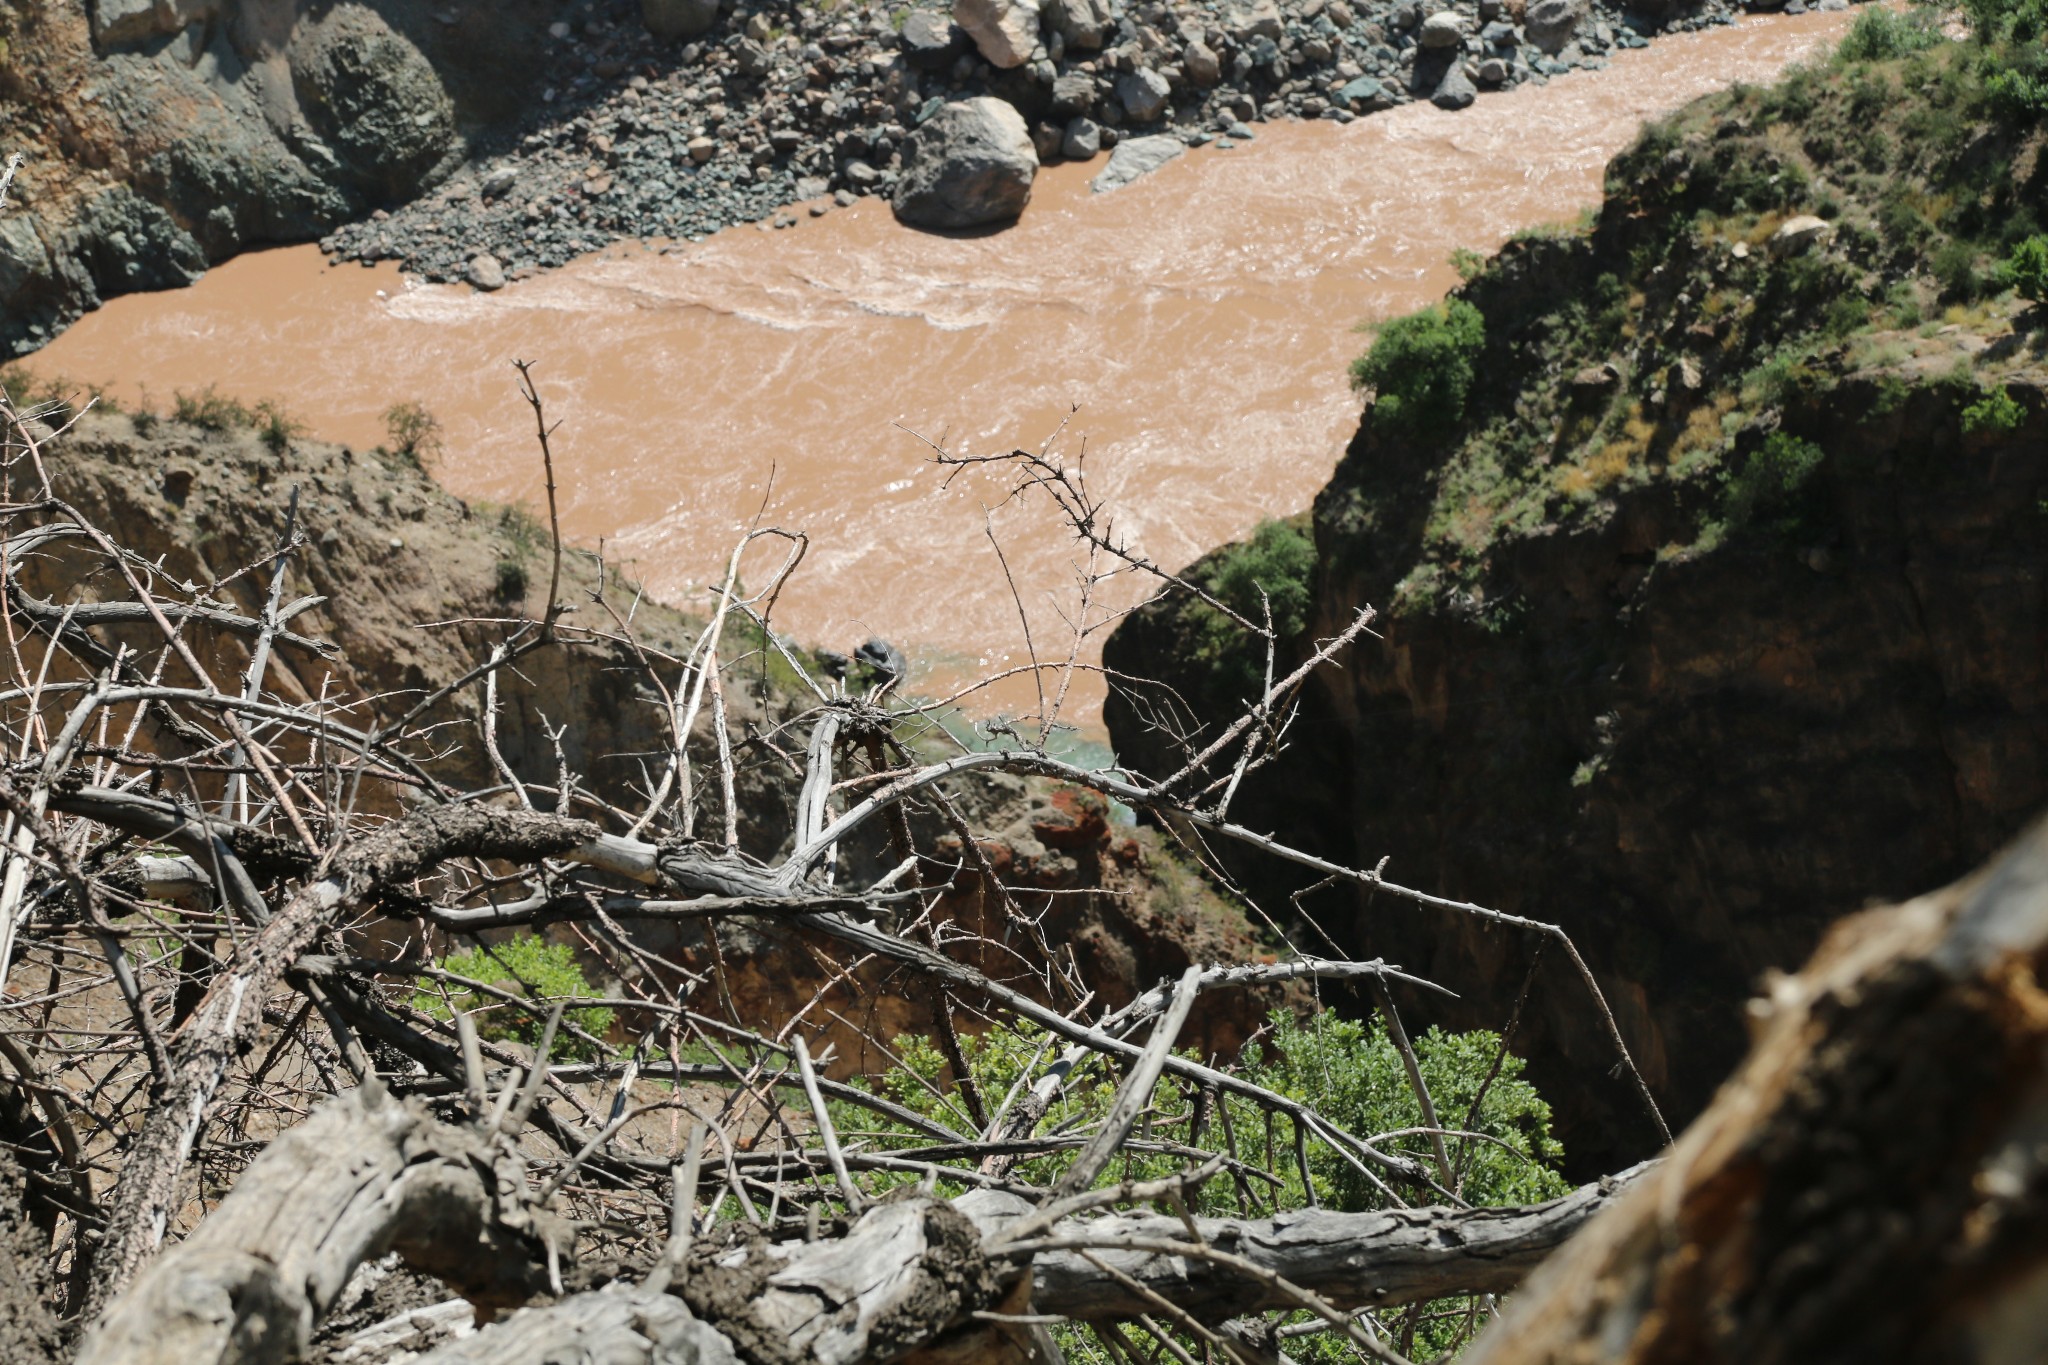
[0, 0, 559, 356]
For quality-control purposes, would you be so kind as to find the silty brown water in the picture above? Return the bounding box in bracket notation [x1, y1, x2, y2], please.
[17, 10, 1850, 731]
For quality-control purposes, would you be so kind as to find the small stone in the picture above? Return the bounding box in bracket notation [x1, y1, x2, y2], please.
[1050, 72, 1097, 116]
[1419, 11, 1465, 47]
[1116, 67, 1172, 122]
[1090, 132, 1183, 191]
[687, 136, 717, 163]
[1477, 56, 1507, 84]
[1062, 116, 1102, 159]
[1183, 39, 1222, 86]
[1432, 62, 1476, 109]
[900, 10, 961, 68]
[834, 188, 857, 205]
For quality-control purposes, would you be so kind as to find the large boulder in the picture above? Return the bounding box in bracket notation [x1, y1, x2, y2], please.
[1044, 0, 1115, 50]
[891, 97, 1039, 228]
[290, 5, 458, 202]
[1524, 0, 1587, 53]
[953, 0, 1043, 68]
[642, 0, 720, 41]
[1090, 133, 1183, 192]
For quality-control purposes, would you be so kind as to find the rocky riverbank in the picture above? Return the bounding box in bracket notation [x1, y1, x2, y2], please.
[325, 0, 1789, 281]
[0, 0, 1828, 355]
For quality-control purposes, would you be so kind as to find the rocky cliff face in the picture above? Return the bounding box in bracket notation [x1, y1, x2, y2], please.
[0, 0, 557, 355]
[1108, 29, 2048, 1175]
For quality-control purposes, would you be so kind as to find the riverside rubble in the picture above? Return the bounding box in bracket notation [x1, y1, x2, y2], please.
[320, 0, 1761, 282]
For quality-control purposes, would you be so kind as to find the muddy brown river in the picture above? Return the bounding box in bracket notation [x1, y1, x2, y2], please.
[16, 10, 1849, 731]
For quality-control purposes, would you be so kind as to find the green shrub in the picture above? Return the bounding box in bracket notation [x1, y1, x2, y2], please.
[839, 1008, 1568, 1361]
[1999, 233, 2048, 302]
[173, 385, 254, 432]
[1209, 517, 1316, 638]
[413, 934, 613, 1061]
[1964, 0, 2048, 43]
[253, 399, 303, 455]
[1836, 5, 1944, 63]
[1450, 246, 1487, 282]
[1350, 299, 1487, 439]
[1723, 431, 1826, 527]
[384, 399, 444, 468]
[1962, 384, 2026, 432]
[1932, 238, 1985, 300]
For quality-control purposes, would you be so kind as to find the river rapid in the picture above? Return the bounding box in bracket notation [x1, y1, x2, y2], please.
[16, 9, 1849, 732]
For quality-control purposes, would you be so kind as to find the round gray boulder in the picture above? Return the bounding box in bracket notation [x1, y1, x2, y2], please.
[1525, 0, 1588, 54]
[891, 97, 1039, 229]
[1419, 11, 1466, 46]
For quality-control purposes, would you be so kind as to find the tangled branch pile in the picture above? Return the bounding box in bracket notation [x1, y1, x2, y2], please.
[0, 363, 1673, 1365]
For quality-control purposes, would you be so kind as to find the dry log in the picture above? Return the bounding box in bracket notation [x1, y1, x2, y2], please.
[1465, 817, 2048, 1365]
[77, 1083, 555, 1365]
[417, 1284, 739, 1365]
[990, 1170, 1648, 1319]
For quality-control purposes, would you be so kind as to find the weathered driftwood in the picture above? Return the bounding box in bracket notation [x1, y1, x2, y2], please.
[77, 1083, 555, 1365]
[79, 1077, 1634, 1365]
[1014, 1169, 1650, 1319]
[1464, 817, 2048, 1365]
[417, 1284, 740, 1365]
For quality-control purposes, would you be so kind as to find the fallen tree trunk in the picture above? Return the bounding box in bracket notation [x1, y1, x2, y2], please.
[1465, 817, 2048, 1364]
[1013, 1167, 1650, 1318]
[77, 1083, 556, 1365]
[79, 1077, 1633, 1365]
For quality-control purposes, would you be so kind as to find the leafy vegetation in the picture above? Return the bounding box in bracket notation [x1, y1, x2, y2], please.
[1350, 300, 1487, 439]
[1963, 384, 2027, 432]
[411, 934, 614, 1062]
[2000, 233, 2048, 304]
[1310, 2, 2048, 624]
[383, 399, 444, 469]
[834, 1007, 1569, 1361]
[1835, 5, 1943, 63]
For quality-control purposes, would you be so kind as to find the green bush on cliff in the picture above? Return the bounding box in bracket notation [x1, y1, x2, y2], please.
[1963, 385, 2026, 432]
[412, 934, 613, 1062]
[1999, 234, 2048, 303]
[1209, 517, 1316, 638]
[1351, 299, 1486, 440]
[1836, 5, 1943, 63]
[834, 1007, 1568, 1361]
[1722, 431, 1826, 530]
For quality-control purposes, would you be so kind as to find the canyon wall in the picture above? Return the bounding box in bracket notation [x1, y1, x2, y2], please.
[0, 0, 557, 354]
[1109, 39, 2048, 1174]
